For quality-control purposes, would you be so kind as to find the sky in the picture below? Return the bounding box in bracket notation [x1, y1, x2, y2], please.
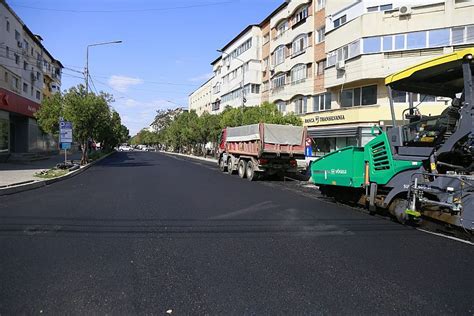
[8, 0, 282, 135]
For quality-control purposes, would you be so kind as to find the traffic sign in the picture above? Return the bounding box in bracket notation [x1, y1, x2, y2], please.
[60, 142, 71, 150]
[59, 121, 73, 143]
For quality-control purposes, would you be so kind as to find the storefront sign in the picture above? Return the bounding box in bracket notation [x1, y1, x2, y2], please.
[0, 88, 40, 117]
[304, 114, 346, 125]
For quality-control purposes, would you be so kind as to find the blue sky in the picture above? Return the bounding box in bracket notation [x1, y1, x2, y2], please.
[10, 0, 282, 135]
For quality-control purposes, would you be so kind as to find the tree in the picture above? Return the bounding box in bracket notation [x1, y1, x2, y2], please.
[36, 84, 127, 165]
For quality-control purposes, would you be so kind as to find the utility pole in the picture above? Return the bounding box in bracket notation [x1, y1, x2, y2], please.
[85, 40, 122, 93]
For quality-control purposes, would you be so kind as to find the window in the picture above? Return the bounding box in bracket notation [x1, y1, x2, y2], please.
[273, 45, 285, 66]
[294, 97, 307, 115]
[428, 28, 449, 47]
[293, 6, 308, 25]
[313, 93, 331, 111]
[13, 77, 19, 89]
[317, 60, 326, 75]
[262, 81, 269, 92]
[316, 27, 325, 43]
[263, 33, 270, 44]
[333, 15, 346, 28]
[23, 40, 29, 50]
[452, 27, 464, 44]
[317, 0, 326, 10]
[272, 73, 285, 90]
[368, 4, 393, 12]
[363, 37, 381, 53]
[23, 61, 28, 70]
[263, 57, 269, 70]
[14, 54, 19, 64]
[15, 30, 20, 40]
[251, 84, 260, 94]
[276, 101, 286, 113]
[383, 36, 393, 51]
[292, 34, 307, 56]
[6, 20, 9, 32]
[4, 72, 7, 83]
[407, 31, 426, 49]
[348, 40, 360, 57]
[341, 85, 377, 107]
[23, 82, 28, 93]
[291, 64, 307, 84]
[467, 25, 474, 42]
[5, 46, 9, 58]
[395, 34, 405, 50]
[327, 40, 361, 67]
[276, 20, 288, 36]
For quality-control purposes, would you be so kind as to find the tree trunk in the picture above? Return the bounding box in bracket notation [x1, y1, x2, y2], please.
[80, 140, 88, 165]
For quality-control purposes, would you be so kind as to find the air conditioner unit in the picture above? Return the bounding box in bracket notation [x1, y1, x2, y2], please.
[336, 60, 345, 70]
[399, 6, 411, 16]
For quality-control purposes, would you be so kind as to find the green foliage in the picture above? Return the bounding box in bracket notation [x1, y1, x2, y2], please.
[134, 102, 303, 155]
[35, 84, 129, 164]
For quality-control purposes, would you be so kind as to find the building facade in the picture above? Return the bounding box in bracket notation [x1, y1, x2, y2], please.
[188, 76, 213, 116]
[302, 0, 474, 157]
[0, 0, 63, 160]
[188, 0, 474, 158]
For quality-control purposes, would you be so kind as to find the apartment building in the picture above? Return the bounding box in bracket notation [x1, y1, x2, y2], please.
[268, 0, 324, 115]
[208, 25, 264, 114]
[0, 0, 63, 160]
[302, 0, 474, 156]
[188, 76, 213, 116]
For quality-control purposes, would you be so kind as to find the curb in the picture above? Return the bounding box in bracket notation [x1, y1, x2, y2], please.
[0, 151, 116, 196]
[159, 151, 217, 164]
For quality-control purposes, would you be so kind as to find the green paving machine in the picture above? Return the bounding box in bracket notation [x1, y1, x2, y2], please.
[311, 48, 473, 237]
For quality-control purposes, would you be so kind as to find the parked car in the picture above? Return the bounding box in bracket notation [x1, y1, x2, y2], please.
[118, 145, 132, 152]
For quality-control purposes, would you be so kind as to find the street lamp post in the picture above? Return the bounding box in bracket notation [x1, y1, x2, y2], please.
[85, 40, 122, 92]
[217, 49, 246, 111]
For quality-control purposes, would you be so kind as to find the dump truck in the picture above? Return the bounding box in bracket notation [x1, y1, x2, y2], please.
[217, 123, 307, 180]
[311, 48, 474, 238]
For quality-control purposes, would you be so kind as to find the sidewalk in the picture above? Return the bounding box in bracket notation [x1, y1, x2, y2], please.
[0, 152, 82, 187]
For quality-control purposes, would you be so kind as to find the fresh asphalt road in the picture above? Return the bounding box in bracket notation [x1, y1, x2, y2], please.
[0, 152, 472, 315]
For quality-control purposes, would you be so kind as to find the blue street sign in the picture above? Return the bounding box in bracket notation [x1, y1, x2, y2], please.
[60, 142, 71, 150]
[305, 146, 312, 157]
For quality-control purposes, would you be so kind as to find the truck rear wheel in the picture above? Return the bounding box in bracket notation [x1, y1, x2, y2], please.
[227, 158, 235, 175]
[246, 161, 256, 181]
[219, 157, 227, 172]
[238, 160, 247, 178]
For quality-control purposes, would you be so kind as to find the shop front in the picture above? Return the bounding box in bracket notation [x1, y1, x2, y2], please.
[0, 88, 57, 161]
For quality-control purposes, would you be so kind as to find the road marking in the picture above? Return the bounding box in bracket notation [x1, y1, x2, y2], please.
[416, 228, 473, 245]
[209, 201, 277, 219]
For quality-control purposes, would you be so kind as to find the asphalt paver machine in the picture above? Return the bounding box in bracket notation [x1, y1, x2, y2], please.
[311, 48, 473, 238]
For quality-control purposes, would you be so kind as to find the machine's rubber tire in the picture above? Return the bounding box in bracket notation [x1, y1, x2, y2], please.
[227, 157, 235, 175]
[238, 160, 247, 178]
[219, 157, 227, 172]
[246, 161, 256, 181]
[388, 198, 409, 224]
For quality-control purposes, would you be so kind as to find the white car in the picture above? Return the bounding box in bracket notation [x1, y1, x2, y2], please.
[118, 145, 132, 152]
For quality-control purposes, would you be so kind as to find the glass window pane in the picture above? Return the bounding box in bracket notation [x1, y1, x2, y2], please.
[421, 94, 436, 102]
[407, 31, 427, 49]
[354, 88, 361, 106]
[395, 34, 405, 50]
[467, 26, 474, 43]
[452, 27, 464, 44]
[341, 90, 353, 107]
[383, 36, 393, 51]
[349, 40, 360, 58]
[393, 90, 407, 102]
[429, 28, 449, 47]
[362, 85, 377, 105]
[313, 96, 320, 111]
[363, 37, 381, 53]
[325, 93, 331, 110]
[380, 4, 393, 11]
[367, 6, 378, 12]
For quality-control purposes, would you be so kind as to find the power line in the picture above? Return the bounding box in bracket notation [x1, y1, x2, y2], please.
[9, 1, 234, 13]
